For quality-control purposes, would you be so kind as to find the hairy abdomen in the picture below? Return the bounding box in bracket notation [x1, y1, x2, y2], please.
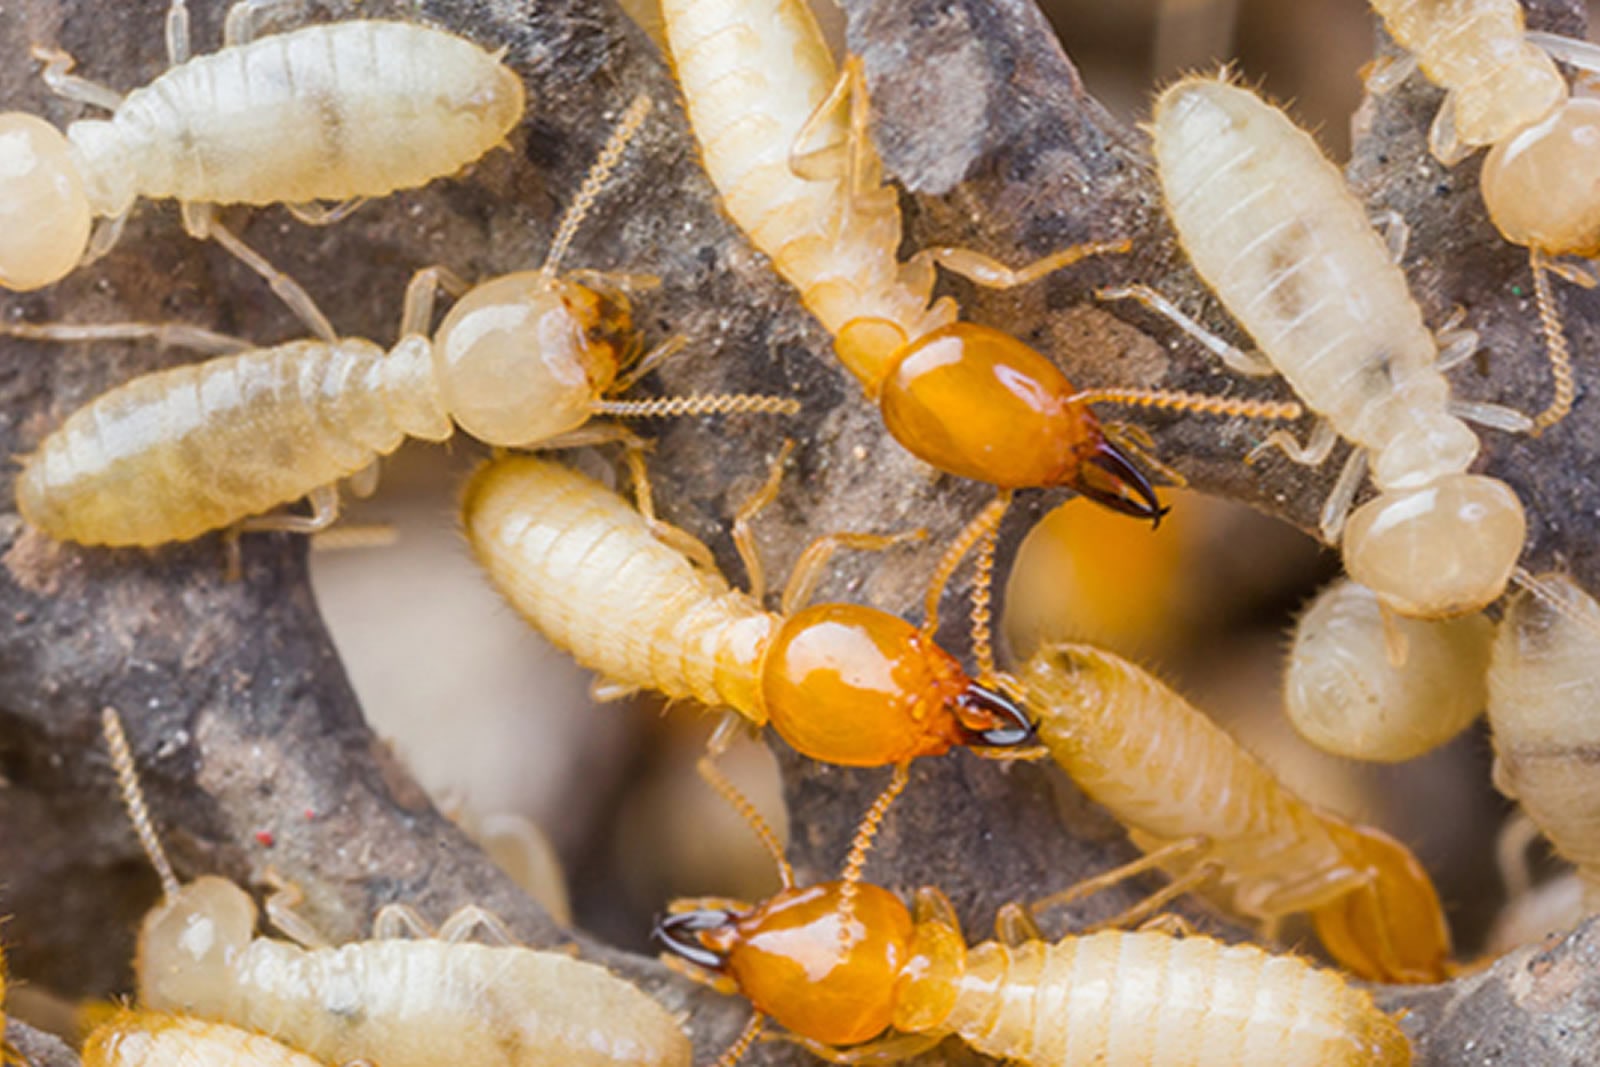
[948, 936, 1410, 1066]
[463, 455, 774, 719]
[17, 338, 443, 545]
[95, 22, 524, 206]
[220, 940, 691, 1067]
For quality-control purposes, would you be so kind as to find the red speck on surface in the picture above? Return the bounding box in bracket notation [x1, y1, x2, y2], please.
[255, 830, 275, 847]
[303, 808, 316, 821]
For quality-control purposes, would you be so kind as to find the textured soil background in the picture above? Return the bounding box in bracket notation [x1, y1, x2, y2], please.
[4, 0, 1600, 1064]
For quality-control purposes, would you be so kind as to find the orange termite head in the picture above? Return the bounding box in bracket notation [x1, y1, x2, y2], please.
[654, 882, 915, 1045]
[761, 603, 1037, 766]
[1076, 437, 1167, 528]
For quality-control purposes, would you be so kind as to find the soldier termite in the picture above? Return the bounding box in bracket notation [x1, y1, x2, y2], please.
[1366, 0, 1600, 431]
[1285, 577, 1494, 762]
[100, 707, 693, 1067]
[652, 750, 1413, 1067]
[1486, 572, 1600, 916]
[10, 93, 794, 549]
[660, 0, 1302, 629]
[0, 0, 525, 337]
[461, 449, 1038, 852]
[1105, 74, 1529, 619]
[1016, 641, 1454, 984]
[84, 1010, 332, 1067]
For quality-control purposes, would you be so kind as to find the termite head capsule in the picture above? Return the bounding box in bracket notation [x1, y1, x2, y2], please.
[1343, 473, 1526, 618]
[135, 875, 257, 1014]
[761, 604, 1038, 766]
[0, 113, 91, 290]
[655, 882, 951, 1045]
[431, 271, 633, 445]
[1482, 98, 1600, 256]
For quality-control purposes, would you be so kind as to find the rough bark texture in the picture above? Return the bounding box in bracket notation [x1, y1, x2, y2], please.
[0, 0, 1596, 1064]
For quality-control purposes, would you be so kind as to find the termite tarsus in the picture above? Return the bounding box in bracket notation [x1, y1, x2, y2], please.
[84, 1010, 333, 1067]
[661, 0, 1301, 625]
[0, 0, 525, 338]
[1109, 74, 1528, 619]
[1487, 572, 1600, 915]
[1018, 641, 1453, 984]
[653, 745, 1412, 1066]
[12, 94, 793, 548]
[461, 450, 1036, 770]
[101, 708, 693, 1067]
[1285, 577, 1493, 762]
[1367, 1, 1600, 431]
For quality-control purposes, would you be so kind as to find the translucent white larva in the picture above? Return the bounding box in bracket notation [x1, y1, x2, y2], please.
[1285, 578, 1493, 761]
[84, 1010, 331, 1067]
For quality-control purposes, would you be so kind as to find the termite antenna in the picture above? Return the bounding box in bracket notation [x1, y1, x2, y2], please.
[539, 93, 653, 282]
[101, 707, 181, 903]
[1069, 387, 1303, 422]
[591, 393, 801, 418]
[835, 762, 911, 942]
[696, 749, 794, 889]
[1529, 250, 1577, 433]
[712, 1012, 766, 1067]
[969, 519, 1000, 684]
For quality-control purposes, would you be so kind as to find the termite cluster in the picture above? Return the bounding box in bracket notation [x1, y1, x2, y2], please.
[2, 0, 1599, 1065]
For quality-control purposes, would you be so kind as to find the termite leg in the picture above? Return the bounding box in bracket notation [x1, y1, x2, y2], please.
[30, 46, 124, 111]
[922, 492, 1010, 641]
[1103, 421, 1188, 487]
[1138, 912, 1198, 937]
[906, 238, 1132, 292]
[610, 334, 687, 393]
[1080, 864, 1221, 935]
[1360, 52, 1417, 95]
[436, 904, 518, 945]
[262, 872, 332, 949]
[730, 440, 795, 604]
[285, 199, 366, 227]
[994, 901, 1046, 945]
[165, 0, 191, 65]
[786, 58, 855, 185]
[399, 264, 473, 338]
[622, 446, 718, 572]
[780, 526, 927, 617]
[775, 1032, 946, 1066]
[1244, 863, 1373, 918]
[1434, 306, 1479, 372]
[588, 678, 640, 703]
[238, 483, 341, 535]
[1245, 417, 1337, 468]
[911, 885, 961, 929]
[0, 320, 251, 354]
[222, 0, 304, 47]
[347, 461, 381, 500]
[187, 205, 338, 342]
[81, 212, 130, 266]
[1028, 835, 1210, 919]
[1319, 447, 1369, 544]
[1097, 283, 1276, 377]
[1369, 208, 1410, 264]
[371, 903, 437, 940]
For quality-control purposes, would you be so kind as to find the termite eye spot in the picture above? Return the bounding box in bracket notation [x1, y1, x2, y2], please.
[653, 909, 736, 970]
[955, 684, 1038, 748]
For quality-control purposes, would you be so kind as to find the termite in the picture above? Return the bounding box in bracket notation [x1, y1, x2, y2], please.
[1016, 641, 1454, 983]
[1486, 572, 1600, 915]
[1285, 577, 1493, 762]
[461, 449, 1038, 845]
[1104, 74, 1529, 619]
[84, 1010, 332, 1067]
[101, 708, 693, 1067]
[653, 745, 1413, 1067]
[1366, 1, 1600, 431]
[0, 0, 525, 338]
[661, 0, 1302, 624]
[11, 93, 793, 548]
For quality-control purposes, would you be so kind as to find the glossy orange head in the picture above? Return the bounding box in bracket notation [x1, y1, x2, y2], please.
[760, 603, 1035, 766]
[1312, 823, 1453, 983]
[878, 323, 1163, 521]
[655, 882, 914, 1045]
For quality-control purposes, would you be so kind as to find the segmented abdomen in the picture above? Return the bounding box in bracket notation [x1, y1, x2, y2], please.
[1369, 0, 1563, 146]
[947, 935, 1411, 1066]
[1154, 77, 1440, 447]
[462, 455, 775, 720]
[17, 338, 440, 546]
[96, 21, 524, 207]
[84, 1011, 330, 1067]
[661, 0, 947, 348]
[221, 939, 691, 1067]
[1019, 643, 1348, 914]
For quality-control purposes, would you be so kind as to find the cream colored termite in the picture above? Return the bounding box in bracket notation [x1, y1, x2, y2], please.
[1016, 642, 1453, 983]
[100, 708, 693, 1067]
[1363, 1, 1600, 430]
[10, 94, 795, 548]
[1102, 75, 1528, 619]
[1486, 572, 1600, 915]
[0, 0, 526, 337]
[1285, 577, 1493, 761]
[84, 1010, 334, 1067]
